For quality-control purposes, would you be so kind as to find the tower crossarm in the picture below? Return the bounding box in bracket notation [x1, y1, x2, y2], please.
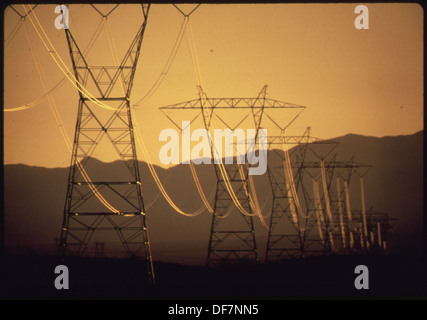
[266, 135, 338, 147]
[269, 161, 372, 169]
[160, 97, 306, 111]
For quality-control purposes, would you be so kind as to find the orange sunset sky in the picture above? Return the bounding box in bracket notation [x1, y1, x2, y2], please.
[4, 3, 423, 168]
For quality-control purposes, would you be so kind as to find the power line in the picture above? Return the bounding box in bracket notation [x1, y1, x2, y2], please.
[5, 17, 106, 113]
[172, 3, 201, 18]
[90, 4, 120, 18]
[22, 4, 122, 111]
[8, 4, 38, 19]
[22, 16, 120, 214]
[133, 16, 189, 107]
[102, 6, 216, 217]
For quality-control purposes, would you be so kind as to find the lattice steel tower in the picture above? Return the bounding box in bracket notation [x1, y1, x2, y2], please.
[265, 129, 337, 260]
[265, 130, 375, 261]
[58, 4, 154, 284]
[160, 86, 306, 267]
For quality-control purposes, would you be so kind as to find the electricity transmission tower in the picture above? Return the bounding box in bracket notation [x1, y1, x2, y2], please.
[264, 128, 388, 261]
[160, 86, 306, 267]
[298, 157, 372, 256]
[58, 4, 155, 284]
[265, 128, 338, 260]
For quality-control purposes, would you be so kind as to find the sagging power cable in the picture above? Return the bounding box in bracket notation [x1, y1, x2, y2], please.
[178, 9, 269, 225]
[101, 6, 215, 217]
[132, 108, 212, 217]
[5, 15, 106, 112]
[133, 16, 190, 106]
[21, 4, 121, 111]
[22, 17, 120, 214]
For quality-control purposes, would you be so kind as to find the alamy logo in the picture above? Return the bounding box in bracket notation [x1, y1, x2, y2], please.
[354, 5, 369, 30]
[54, 5, 69, 30]
[354, 265, 369, 290]
[159, 121, 268, 175]
[54, 265, 69, 290]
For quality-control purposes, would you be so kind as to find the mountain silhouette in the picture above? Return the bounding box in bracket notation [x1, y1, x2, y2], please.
[4, 130, 423, 265]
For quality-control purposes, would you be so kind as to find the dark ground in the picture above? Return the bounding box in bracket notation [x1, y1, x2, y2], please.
[0, 252, 426, 300]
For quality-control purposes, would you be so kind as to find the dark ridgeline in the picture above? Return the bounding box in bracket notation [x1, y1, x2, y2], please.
[1, 130, 424, 298]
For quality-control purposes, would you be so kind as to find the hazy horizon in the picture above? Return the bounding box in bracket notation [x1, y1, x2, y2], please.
[4, 129, 423, 168]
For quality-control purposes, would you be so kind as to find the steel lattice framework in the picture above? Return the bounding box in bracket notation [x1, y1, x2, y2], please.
[265, 129, 338, 260]
[264, 128, 391, 261]
[58, 4, 155, 284]
[160, 86, 306, 267]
